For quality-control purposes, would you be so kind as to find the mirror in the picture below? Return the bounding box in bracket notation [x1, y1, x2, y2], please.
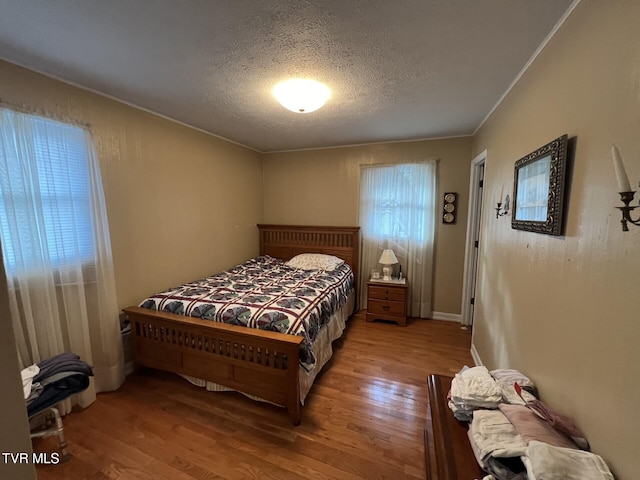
[512, 134, 568, 235]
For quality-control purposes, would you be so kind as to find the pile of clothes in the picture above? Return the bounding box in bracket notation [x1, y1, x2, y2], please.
[21, 352, 94, 416]
[448, 366, 614, 480]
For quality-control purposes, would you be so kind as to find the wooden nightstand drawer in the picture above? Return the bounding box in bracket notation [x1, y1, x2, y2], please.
[367, 299, 406, 316]
[368, 285, 406, 302]
[366, 280, 409, 326]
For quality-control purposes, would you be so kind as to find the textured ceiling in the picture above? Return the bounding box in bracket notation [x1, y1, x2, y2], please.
[0, 0, 574, 152]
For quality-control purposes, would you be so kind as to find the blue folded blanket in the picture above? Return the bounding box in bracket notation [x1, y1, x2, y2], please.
[27, 352, 94, 416]
[33, 352, 93, 382]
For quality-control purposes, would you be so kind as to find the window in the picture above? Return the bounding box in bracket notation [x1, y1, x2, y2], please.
[360, 163, 433, 245]
[0, 109, 95, 274]
[358, 161, 437, 317]
[1, 107, 123, 400]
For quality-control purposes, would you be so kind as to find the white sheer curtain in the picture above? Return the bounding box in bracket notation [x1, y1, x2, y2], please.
[359, 161, 437, 318]
[0, 108, 124, 412]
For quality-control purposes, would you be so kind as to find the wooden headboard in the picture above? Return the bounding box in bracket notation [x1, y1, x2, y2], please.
[257, 224, 360, 287]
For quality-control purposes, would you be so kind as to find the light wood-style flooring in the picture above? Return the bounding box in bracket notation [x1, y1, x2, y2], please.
[34, 312, 474, 480]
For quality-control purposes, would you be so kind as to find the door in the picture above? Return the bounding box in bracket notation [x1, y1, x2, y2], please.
[460, 151, 486, 328]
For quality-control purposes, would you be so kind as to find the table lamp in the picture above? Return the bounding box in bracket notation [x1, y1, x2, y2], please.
[378, 249, 398, 281]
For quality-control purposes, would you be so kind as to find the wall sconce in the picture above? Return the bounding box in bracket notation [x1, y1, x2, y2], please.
[617, 192, 640, 231]
[496, 194, 510, 218]
[612, 145, 640, 231]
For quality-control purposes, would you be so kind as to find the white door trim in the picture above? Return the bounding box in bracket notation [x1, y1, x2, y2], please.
[460, 150, 486, 326]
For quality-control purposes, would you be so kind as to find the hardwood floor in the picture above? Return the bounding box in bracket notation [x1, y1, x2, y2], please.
[34, 312, 474, 480]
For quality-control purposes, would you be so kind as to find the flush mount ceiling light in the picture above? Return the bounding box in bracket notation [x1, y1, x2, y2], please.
[272, 78, 331, 113]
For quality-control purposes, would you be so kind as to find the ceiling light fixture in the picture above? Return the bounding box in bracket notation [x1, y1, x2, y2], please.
[272, 78, 331, 113]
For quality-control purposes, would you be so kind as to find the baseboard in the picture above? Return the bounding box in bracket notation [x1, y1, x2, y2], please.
[470, 343, 483, 366]
[430, 311, 462, 323]
[124, 361, 135, 376]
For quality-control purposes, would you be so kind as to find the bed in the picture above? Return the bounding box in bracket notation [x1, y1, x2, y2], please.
[122, 224, 360, 425]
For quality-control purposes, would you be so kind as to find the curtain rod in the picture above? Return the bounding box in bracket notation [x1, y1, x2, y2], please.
[359, 158, 439, 168]
[0, 99, 92, 131]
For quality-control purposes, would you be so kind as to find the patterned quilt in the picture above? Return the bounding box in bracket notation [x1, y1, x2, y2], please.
[139, 255, 354, 372]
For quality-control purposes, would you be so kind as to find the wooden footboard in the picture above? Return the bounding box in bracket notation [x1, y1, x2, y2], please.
[122, 306, 303, 424]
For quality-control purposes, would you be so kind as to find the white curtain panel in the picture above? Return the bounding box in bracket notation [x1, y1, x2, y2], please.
[0, 108, 124, 412]
[358, 161, 437, 318]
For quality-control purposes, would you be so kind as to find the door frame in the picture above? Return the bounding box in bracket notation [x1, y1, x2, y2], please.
[460, 150, 486, 327]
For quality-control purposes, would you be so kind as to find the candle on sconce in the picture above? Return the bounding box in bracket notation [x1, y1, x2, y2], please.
[499, 184, 504, 204]
[612, 145, 632, 192]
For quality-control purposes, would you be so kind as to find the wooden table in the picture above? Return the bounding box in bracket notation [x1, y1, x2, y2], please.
[365, 279, 409, 326]
[424, 374, 485, 480]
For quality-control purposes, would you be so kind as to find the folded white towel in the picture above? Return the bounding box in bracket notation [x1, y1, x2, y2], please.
[470, 409, 527, 460]
[497, 378, 537, 405]
[523, 440, 614, 480]
[451, 366, 503, 408]
[490, 368, 535, 390]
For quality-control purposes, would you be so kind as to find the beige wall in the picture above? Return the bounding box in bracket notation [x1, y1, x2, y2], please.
[0, 60, 263, 465]
[0, 60, 263, 308]
[263, 138, 472, 314]
[471, 2, 640, 478]
[6, 2, 638, 474]
[0, 250, 36, 479]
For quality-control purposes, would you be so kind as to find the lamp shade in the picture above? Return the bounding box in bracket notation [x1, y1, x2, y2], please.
[378, 249, 398, 265]
[272, 78, 331, 113]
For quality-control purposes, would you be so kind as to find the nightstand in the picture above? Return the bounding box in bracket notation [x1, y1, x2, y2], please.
[366, 279, 409, 326]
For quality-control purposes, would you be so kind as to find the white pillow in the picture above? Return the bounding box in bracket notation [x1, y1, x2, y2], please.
[286, 253, 345, 271]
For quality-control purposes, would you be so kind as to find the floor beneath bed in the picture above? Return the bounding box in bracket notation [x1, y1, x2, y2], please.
[33, 312, 474, 480]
